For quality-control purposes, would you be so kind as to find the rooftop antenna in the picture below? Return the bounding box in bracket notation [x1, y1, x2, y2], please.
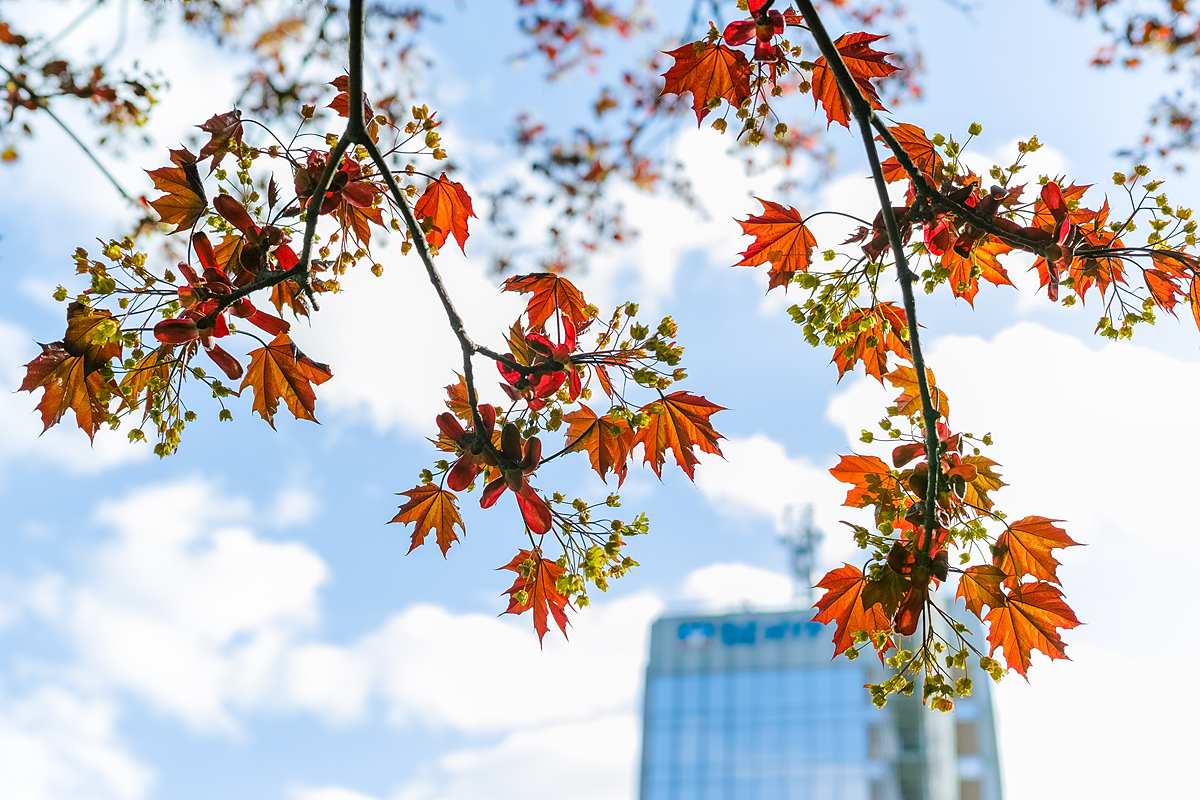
[781, 504, 822, 605]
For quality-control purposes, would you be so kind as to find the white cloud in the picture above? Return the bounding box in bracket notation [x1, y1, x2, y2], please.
[293, 714, 640, 800]
[308, 250, 524, 436]
[290, 788, 380, 800]
[15, 478, 661, 738]
[995, 643, 1196, 799]
[694, 434, 870, 565]
[0, 685, 152, 800]
[395, 713, 639, 800]
[583, 128, 783, 307]
[51, 480, 327, 732]
[363, 593, 659, 734]
[679, 563, 794, 612]
[264, 486, 323, 529]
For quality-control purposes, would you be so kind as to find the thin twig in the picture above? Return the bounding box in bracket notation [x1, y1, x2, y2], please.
[796, 0, 942, 547]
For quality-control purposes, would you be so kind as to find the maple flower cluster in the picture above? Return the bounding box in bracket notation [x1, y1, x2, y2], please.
[26, 0, 1200, 711]
[396, 272, 723, 643]
[656, 11, 1200, 707]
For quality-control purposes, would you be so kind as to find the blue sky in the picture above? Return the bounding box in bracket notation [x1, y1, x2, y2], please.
[0, 1, 1196, 799]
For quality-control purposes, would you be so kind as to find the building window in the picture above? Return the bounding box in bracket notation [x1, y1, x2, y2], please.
[868, 723, 883, 760]
[955, 720, 979, 757]
[959, 779, 984, 800]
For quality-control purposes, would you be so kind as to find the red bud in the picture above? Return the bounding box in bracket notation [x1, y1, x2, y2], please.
[204, 342, 243, 380]
[520, 436, 542, 472]
[437, 412, 465, 442]
[154, 318, 199, 344]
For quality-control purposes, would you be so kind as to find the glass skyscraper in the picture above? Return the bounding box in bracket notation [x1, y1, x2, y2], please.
[638, 609, 1002, 800]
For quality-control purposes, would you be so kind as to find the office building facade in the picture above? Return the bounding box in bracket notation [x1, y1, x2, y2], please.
[638, 609, 1002, 800]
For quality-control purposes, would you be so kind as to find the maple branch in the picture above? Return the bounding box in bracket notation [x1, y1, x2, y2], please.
[342, 0, 499, 436]
[0, 62, 134, 203]
[796, 0, 942, 546]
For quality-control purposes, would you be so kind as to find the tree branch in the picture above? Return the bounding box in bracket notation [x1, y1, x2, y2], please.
[796, 0, 942, 547]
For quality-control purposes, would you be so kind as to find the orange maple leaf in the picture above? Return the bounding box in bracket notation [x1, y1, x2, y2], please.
[339, 202, 384, 247]
[240, 333, 333, 428]
[1031, 181, 1091, 232]
[443, 373, 474, 420]
[660, 41, 753, 124]
[500, 548, 571, 646]
[960, 455, 1005, 512]
[1143, 268, 1183, 314]
[879, 123, 944, 183]
[1189, 273, 1200, 334]
[733, 198, 819, 290]
[812, 563, 894, 657]
[829, 454, 893, 508]
[117, 345, 173, 416]
[563, 404, 635, 486]
[634, 391, 724, 479]
[810, 32, 899, 129]
[196, 110, 244, 169]
[884, 365, 949, 420]
[956, 564, 1007, 618]
[941, 236, 1014, 306]
[58, 302, 123, 372]
[985, 581, 1081, 678]
[392, 484, 465, 556]
[993, 516, 1079, 585]
[21, 348, 113, 439]
[502, 273, 594, 330]
[146, 147, 207, 233]
[414, 173, 475, 253]
[20, 302, 123, 439]
[831, 303, 910, 382]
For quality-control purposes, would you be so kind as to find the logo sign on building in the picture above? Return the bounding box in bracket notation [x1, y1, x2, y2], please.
[676, 618, 824, 650]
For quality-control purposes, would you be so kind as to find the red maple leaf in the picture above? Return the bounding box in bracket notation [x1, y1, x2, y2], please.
[734, 198, 819, 290]
[196, 110, 244, 169]
[812, 563, 893, 657]
[414, 173, 475, 253]
[985, 581, 1081, 678]
[634, 391, 724, 479]
[502, 272, 594, 330]
[392, 484, 465, 556]
[660, 42, 753, 124]
[810, 32, 899, 128]
[500, 548, 571, 646]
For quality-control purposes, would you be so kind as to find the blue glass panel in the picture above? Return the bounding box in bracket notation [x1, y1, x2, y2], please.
[647, 676, 673, 716]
